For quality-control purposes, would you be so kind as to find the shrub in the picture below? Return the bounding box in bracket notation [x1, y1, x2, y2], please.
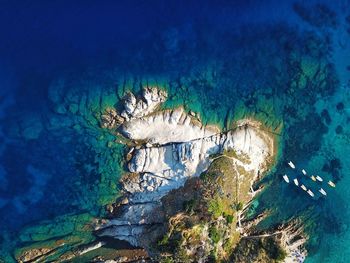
[225, 214, 234, 224]
[276, 247, 287, 261]
[183, 199, 196, 213]
[235, 202, 244, 211]
[208, 199, 224, 218]
[209, 226, 221, 244]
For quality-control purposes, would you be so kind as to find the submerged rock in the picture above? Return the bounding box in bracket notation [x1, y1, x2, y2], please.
[100, 107, 124, 129]
[100, 86, 167, 130]
[16, 247, 54, 263]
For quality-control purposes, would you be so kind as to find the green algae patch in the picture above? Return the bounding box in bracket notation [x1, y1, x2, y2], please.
[18, 213, 94, 243]
[15, 213, 96, 262]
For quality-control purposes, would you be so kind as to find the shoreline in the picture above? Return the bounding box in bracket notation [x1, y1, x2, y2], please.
[94, 87, 291, 262]
[13, 85, 304, 263]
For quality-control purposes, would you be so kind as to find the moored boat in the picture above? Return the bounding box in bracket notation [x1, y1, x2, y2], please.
[311, 175, 316, 182]
[319, 188, 327, 196]
[316, 176, 323, 182]
[283, 174, 290, 183]
[294, 178, 299, 186]
[328, 180, 336, 187]
[300, 185, 307, 191]
[302, 169, 307, 175]
[288, 161, 296, 169]
[307, 189, 315, 197]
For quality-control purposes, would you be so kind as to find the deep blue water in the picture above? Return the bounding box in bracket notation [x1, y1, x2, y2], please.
[1, 0, 350, 262]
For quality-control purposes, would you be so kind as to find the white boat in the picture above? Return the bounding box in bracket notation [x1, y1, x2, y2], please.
[301, 185, 307, 191]
[283, 174, 290, 183]
[307, 189, 315, 197]
[294, 178, 299, 186]
[316, 176, 323, 182]
[328, 181, 336, 187]
[288, 161, 296, 169]
[319, 188, 327, 196]
[302, 169, 307, 175]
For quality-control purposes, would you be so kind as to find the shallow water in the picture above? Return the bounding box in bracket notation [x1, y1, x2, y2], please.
[1, 0, 350, 261]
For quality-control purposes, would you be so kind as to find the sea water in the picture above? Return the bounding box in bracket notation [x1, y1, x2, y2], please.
[0, 0, 350, 262]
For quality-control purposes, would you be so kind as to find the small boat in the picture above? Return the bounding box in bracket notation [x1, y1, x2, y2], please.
[302, 169, 307, 175]
[307, 189, 315, 197]
[300, 185, 307, 191]
[328, 180, 336, 187]
[311, 175, 316, 182]
[315, 176, 323, 182]
[283, 174, 290, 183]
[319, 188, 327, 196]
[288, 161, 296, 169]
[294, 178, 299, 186]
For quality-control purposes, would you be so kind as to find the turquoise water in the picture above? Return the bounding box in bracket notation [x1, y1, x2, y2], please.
[0, 0, 350, 261]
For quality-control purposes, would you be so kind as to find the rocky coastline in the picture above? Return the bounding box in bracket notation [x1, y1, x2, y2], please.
[95, 86, 307, 262]
[15, 86, 308, 263]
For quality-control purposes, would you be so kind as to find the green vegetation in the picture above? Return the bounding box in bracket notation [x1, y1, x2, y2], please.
[199, 170, 215, 181]
[235, 202, 244, 211]
[225, 214, 234, 224]
[159, 153, 257, 262]
[208, 197, 226, 218]
[276, 248, 287, 261]
[183, 199, 196, 214]
[158, 234, 170, 246]
[209, 226, 221, 244]
[223, 149, 251, 164]
[160, 257, 175, 263]
[259, 238, 288, 262]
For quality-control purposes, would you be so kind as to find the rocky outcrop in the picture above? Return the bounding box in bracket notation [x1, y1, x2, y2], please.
[96, 87, 276, 252]
[278, 220, 308, 263]
[232, 219, 308, 263]
[100, 86, 167, 130]
[101, 107, 124, 129]
[120, 107, 219, 144]
[120, 87, 167, 121]
[16, 247, 55, 263]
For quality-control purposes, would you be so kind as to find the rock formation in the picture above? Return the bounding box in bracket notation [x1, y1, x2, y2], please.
[14, 85, 308, 263]
[120, 87, 167, 122]
[96, 86, 291, 262]
[231, 219, 308, 263]
[100, 107, 124, 129]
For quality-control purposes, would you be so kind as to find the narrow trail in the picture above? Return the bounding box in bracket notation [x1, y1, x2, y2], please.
[242, 231, 283, 239]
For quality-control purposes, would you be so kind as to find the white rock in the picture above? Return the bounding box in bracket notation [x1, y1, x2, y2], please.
[121, 107, 219, 145]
